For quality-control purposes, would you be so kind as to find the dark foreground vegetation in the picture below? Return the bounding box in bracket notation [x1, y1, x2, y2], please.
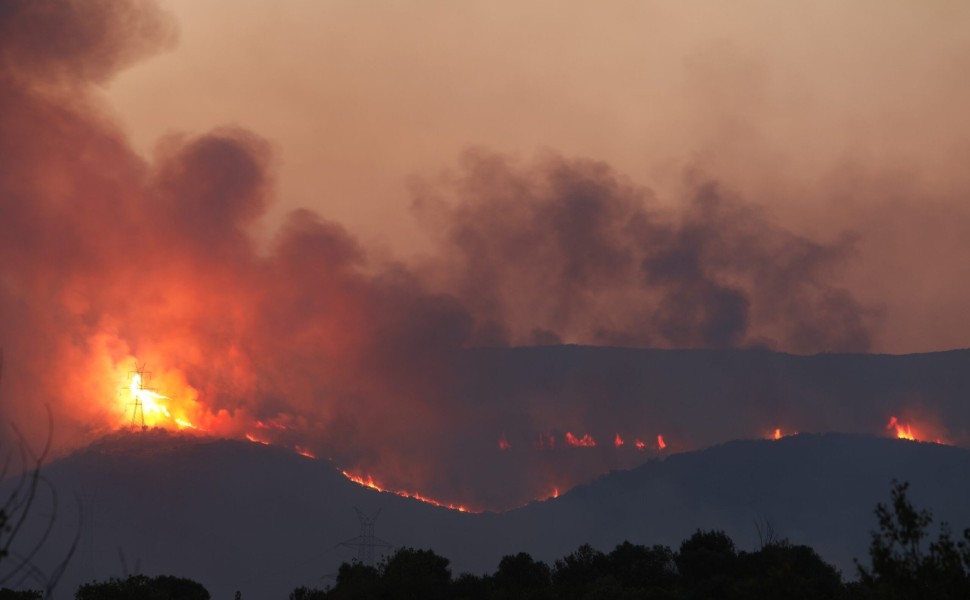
[290, 481, 970, 600]
[2, 482, 970, 599]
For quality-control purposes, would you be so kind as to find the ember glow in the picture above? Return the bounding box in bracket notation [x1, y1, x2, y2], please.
[565, 432, 597, 447]
[294, 446, 316, 459]
[498, 435, 511, 450]
[614, 433, 625, 447]
[340, 470, 474, 513]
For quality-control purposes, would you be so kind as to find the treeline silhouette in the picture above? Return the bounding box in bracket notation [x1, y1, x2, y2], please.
[302, 481, 970, 600]
[2, 481, 969, 599]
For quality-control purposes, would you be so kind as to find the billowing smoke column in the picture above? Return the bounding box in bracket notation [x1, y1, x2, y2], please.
[411, 149, 872, 352]
[0, 0, 961, 511]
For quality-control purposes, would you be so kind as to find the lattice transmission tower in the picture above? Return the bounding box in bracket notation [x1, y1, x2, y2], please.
[125, 365, 155, 431]
[339, 507, 394, 566]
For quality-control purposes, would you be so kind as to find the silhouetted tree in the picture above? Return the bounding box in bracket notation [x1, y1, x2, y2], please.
[607, 541, 678, 593]
[494, 552, 552, 599]
[321, 561, 379, 600]
[0, 590, 42, 600]
[737, 541, 843, 600]
[74, 574, 209, 600]
[855, 480, 970, 599]
[1, 407, 80, 597]
[552, 544, 608, 599]
[378, 548, 451, 600]
[289, 585, 327, 600]
[450, 572, 491, 600]
[676, 530, 739, 599]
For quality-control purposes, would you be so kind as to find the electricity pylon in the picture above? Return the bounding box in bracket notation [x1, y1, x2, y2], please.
[339, 508, 394, 567]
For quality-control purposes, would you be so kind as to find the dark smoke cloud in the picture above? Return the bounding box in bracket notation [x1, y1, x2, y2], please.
[2, 0, 960, 512]
[413, 149, 873, 353]
[0, 0, 175, 86]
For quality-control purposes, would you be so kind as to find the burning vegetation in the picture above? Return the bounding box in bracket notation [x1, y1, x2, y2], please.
[0, 0, 967, 515]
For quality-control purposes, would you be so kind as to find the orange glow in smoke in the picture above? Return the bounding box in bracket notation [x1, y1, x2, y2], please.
[498, 435, 511, 450]
[614, 433, 625, 447]
[341, 470, 474, 513]
[257, 420, 292, 431]
[657, 434, 666, 450]
[534, 433, 556, 449]
[565, 432, 596, 447]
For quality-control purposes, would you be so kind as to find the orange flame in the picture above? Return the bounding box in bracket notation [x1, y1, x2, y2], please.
[294, 446, 316, 459]
[614, 433, 625, 447]
[885, 416, 946, 444]
[118, 365, 207, 432]
[128, 372, 170, 420]
[565, 432, 596, 447]
[340, 470, 474, 513]
[245, 433, 269, 445]
[886, 416, 916, 441]
[657, 434, 666, 450]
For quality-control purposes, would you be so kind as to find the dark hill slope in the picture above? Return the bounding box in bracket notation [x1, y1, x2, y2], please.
[4, 431, 970, 599]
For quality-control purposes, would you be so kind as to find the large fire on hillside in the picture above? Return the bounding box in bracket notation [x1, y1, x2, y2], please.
[1, 0, 969, 514]
[111, 364, 953, 514]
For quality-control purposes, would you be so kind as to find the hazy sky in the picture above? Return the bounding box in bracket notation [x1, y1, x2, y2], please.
[105, 0, 970, 353]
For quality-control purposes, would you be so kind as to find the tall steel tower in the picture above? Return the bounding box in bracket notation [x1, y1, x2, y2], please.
[126, 365, 154, 431]
[339, 508, 394, 566]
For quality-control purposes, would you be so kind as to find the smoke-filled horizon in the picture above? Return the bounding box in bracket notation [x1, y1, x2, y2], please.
[2, 0, 970, 510]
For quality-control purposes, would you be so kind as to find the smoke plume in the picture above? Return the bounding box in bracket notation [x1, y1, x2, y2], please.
[0, 0, 967, 510]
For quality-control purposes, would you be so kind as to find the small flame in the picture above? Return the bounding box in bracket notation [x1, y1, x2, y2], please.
[886, 416, 916, 441]
[634, 439, 646, 450]
[256, 420, 292, 431]
[552, 487, 559, 499]
[340, 470, 474, 513]
[174, 418, 201, 431]
[614, 433, 625, 447]
[245, 433, 269, 445]
[294, 446, 316, 459]
[657, 434, 666, 451]
[565, 432, 596, 447]
[498, 435, 511, 450]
